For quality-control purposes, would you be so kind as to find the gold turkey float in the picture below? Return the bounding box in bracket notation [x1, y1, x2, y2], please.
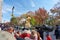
[25, 16, 31, 28]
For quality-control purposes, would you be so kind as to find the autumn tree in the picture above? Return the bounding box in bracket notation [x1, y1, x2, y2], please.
[35, 8, 49, 25]
[50, 2, 60, 25]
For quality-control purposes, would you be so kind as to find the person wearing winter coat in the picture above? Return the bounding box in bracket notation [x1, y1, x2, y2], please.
[20, 30, 31, 39]
[30, 30, 38, 40]
[46, 32, 52, 40]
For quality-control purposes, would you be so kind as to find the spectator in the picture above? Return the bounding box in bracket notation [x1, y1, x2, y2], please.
[55, 25, 60, 40]
[0, 31, 16, 40]
[37, 32, 42, 40]
[0, 27, 1, 31]
[20, 29, 31, 39]
[30, 30, 38, 40]
[46, 32, 52, 40]
[14, 31, 21, 38]
[7, 27, 14, 36]
[37, 28, 44, 39]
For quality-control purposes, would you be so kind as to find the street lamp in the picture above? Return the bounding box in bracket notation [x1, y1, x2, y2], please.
[11, 6, 14, 17]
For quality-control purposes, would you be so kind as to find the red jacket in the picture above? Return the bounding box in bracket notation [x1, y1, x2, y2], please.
[20, 33, 30, 39]
[46, 36, 52, 40]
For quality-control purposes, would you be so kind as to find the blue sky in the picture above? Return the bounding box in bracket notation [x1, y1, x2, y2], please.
[2, 0, 60, 22]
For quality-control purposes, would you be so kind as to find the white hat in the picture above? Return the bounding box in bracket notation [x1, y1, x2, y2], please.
[22, 30, 31, 34]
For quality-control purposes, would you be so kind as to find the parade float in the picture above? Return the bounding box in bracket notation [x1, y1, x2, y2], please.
[25, 16, 31, 28]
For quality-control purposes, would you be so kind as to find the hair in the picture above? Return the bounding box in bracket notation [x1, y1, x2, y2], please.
[46, 32, 49, 37]
[30, 30, 37, 39]
[17, 31, 20, 34]
[37, 32, 41, 40]
[31, 30, 37, 35]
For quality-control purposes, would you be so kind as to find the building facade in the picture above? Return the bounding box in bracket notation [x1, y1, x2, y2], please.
[0, 0, 3, 23]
